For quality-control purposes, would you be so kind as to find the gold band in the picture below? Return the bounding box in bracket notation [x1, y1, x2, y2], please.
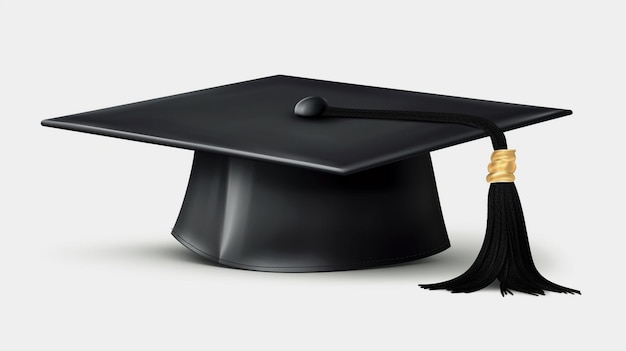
[486, 149, 516, 183]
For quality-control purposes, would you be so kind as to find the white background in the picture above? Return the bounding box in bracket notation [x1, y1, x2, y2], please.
[2, 1, 624, 350]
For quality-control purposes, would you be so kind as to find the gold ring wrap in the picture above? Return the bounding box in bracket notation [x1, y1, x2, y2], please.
[486, 149, 516, 183]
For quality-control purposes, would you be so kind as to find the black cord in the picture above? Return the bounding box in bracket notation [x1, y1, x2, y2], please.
[323, 106, 508, 150]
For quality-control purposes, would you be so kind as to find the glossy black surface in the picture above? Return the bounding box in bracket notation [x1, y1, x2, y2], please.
[41, 75, 570, 271]
[172, 152, 450, 272]
[41, 75, 571, 175]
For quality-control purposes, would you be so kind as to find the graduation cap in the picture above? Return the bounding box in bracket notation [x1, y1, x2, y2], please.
[42, 75, 579, 296]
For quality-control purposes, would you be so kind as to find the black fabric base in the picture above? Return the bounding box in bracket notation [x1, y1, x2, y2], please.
[172, 152, 450, 272]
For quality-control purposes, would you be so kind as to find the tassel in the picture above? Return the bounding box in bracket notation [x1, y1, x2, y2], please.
[420, 150, 580, 295]
[421, 182, 579, 295]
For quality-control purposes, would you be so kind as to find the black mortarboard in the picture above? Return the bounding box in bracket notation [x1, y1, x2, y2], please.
[42, 75, 579, 295]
